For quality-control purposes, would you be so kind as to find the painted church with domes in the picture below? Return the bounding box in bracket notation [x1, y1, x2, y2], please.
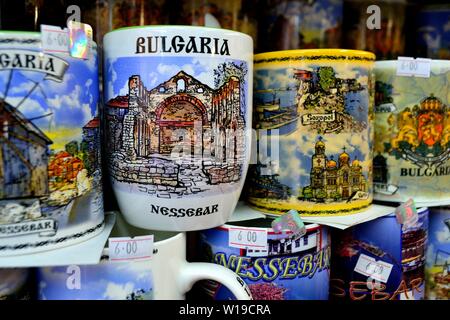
[305, 137, 368, 202]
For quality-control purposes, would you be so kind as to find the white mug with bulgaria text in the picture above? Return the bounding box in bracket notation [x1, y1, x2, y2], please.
[36, 214, 252, 300]
[103, 26, 253, 231]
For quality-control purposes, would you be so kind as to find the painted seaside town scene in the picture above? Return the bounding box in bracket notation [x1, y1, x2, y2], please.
[0, 51, 103, 245]
[105, 56, 248, 199]
[246, 63, 372, 214]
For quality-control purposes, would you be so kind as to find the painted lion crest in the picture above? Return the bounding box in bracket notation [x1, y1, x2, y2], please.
[385, 95, 450, 168]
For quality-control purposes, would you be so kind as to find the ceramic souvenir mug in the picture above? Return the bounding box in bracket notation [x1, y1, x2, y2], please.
[246, 49, 375, 217]
[0, 31, 104, 256]
[374, 60, 450, 206]
[330, 207, 429, 300]
[257, 0, 343, 52]
[0, 268, 31, 300]
[36, 213, 252, 300]
[103, 26, 253, 231]
[194, 217, 330, 300]
[425, 206, 450, 300]
[416, 4, 450, 59]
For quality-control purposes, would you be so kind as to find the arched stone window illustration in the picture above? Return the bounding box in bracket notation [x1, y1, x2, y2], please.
[176, 79, 186, 92]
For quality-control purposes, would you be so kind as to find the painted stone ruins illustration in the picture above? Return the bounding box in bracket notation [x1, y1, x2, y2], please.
[106, 65, 247, 199]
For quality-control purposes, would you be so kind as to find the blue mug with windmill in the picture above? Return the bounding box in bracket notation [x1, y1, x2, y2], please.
[0, 31, 104, 255]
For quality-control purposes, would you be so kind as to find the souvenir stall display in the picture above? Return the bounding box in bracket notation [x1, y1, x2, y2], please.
[0, 0, 448, 304]
[246, 49, 375, 217]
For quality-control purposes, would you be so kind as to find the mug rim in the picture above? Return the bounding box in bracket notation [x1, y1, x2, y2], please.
[254, 49, 376, 62]
[104, 25, 253, 41]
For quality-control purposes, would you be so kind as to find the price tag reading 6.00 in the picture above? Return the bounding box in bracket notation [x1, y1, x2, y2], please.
[396, 57, 431, 78]
[228, 227, 268, 250]
[108, 235, 154, 262]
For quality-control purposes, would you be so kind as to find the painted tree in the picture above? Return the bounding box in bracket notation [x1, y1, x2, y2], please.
[318, 67, 336, 92]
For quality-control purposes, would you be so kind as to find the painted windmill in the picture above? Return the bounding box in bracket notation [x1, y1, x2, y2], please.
[0, 69, 53, 200]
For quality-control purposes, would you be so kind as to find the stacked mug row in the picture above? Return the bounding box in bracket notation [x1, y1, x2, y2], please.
[0, 26, 449, 256]
[1, 205, 449, 300]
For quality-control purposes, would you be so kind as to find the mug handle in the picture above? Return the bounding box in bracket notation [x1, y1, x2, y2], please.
[178, 261, 253, 300]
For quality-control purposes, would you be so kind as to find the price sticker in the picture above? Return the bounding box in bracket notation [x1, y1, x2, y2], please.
[68, 21, 93, 59]
[395, 198, 418, 227]
[228, 227, 267, 250]
[108, 235, 154, 262]
[271, 209, 306, 237]
[354, 253, 394, 283]
[396, 57, 431, 78]
[40, 25, 70, 54]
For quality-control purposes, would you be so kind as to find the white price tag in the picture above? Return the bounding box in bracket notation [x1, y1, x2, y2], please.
[108, 235, 154, 262]
[40, 25, 69, 54]
[396, 57, 431, 78]
[228, 227, 268, 250]
[354, 253, 394, 283]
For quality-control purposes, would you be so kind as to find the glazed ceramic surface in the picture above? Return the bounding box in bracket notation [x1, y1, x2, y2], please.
[343, 0, 406, 60]
[103, 26, 253, 231]
[425, 206, 450, 300]
[37, 215, 252, 300]
[197, 219, 330, 300]
[246, 49, 375, 216]
[374, 60, 450, 206]
[257, 0, 343, 52]
[330, 208, 428, 300]
[179, 0, 258, 45]
[0, 268, 30, 300]
[0, 32, 104, 256]
[416, 4, 450, 60]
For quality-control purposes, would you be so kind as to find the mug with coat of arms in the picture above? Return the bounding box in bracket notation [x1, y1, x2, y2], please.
[246, 49, 376, 216]
[374, 60, 450, 206]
